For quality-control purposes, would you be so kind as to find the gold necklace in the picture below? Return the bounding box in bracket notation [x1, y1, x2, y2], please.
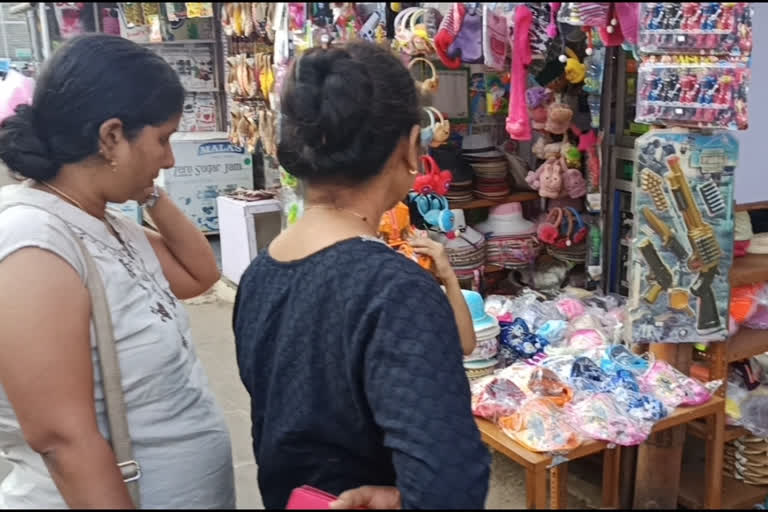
[304, 204, 370, 223]
[40, 181, 86, 211]
[39, 181, 113, 232]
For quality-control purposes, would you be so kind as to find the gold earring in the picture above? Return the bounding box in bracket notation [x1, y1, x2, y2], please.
[408, 168, 419, 175]
[111, 160, 118, 173]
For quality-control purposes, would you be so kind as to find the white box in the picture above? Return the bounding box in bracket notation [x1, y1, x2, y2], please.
[217, 196, 282, 285]
[156, 132, 254, 233]
[108, 200, 142, 224]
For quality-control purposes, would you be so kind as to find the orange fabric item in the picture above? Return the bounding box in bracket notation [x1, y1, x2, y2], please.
[378, 202, 433, 271]
[730, 283, 762, 325]
[527, 367, 574, 407]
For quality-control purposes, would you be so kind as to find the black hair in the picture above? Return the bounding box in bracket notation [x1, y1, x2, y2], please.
[0, 33, 185, 181]
[277, 41, 420, 185]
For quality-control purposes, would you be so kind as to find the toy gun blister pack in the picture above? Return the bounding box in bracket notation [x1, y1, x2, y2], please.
[638, 2, 753, 57]
[629, 131, 737, 343]
[636, 55, 750, 131]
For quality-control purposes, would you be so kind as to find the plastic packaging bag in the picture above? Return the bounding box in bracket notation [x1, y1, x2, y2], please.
[528, 367, 574, 406]
[0, 70, 35, 124]
[471, 375, 528, 423]
[564, 393, 653, 446]
[638, 360, 716, 408]
[498, 398, 582, 453]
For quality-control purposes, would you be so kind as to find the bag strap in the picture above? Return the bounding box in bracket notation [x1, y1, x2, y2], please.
[0, 201, 141, 507]
[69, 231, 141, 507]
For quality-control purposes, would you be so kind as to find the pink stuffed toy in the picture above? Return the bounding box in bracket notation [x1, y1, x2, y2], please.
[538, 158, 564, 199]
[563, 168, 587, 199]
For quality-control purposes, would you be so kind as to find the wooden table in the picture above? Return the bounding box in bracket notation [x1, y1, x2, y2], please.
[476, 396, 725, 509]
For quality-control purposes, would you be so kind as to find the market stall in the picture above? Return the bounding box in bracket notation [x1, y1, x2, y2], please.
[208, 3, 766, 508]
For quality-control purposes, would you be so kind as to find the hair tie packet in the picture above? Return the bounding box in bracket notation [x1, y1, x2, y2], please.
[498, 398, 582, 453]
[564, 393, 653, 446]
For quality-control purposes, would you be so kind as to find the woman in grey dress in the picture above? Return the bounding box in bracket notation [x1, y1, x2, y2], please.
[0, 34, 234, 508]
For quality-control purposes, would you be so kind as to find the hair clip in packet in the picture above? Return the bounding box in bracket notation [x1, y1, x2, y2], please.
[499, 398, 582, 453]
[565, 393, 653, 447]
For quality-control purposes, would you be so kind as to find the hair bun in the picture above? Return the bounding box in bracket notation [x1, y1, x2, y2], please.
[288, 48, 373, 153]
[0, 104, 58, 181]
[278, 42, 420, 185]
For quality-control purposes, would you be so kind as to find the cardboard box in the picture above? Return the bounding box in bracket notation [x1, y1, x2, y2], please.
[218, 196, 282, 285]
[155, 132, 254, 233]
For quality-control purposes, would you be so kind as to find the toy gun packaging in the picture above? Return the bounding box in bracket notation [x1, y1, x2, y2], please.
[628, 130, 737, 343]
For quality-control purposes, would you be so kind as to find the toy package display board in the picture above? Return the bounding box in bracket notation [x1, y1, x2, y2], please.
[628, 130, 737, 343]
[638, 3, 753, 57]
[636, 55, 750, 131]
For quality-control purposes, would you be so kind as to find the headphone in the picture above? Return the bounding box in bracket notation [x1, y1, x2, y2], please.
[409, 192, 455, 234]
[421, 107, 450, 148]
[537, 207, 562, 245]
[394, 8, 437, 56]
[553, 207, 587, 249]
[408, 57, 439, 95]
[414, 154, 452, 196]
[566, 207, 588, 245]
[537, 207, 587, 248]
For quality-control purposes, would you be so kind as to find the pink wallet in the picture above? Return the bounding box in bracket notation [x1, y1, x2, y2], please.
[286, 486, 338, 510]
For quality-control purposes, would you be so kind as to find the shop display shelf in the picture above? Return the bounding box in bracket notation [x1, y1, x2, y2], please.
[687, 421, 749, 443]
[475, 397, 724, 510]
[735, 200, 768, 212]
[730, 254, 768, 288]
[449, 192, 539, 210]
[679, 463, 768, 510]
[726, 327, 768, 363]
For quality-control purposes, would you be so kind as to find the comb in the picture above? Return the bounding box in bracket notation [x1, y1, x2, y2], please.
[640, 169, 669, 212]
[698, 179, 726, 217]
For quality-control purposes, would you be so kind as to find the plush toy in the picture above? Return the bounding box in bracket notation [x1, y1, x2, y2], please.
[526, 86, 554, 130]
[564, 48, 586, 84]
[545, 102, 573, 135]
[563, 143, 582, 168]
[538, 158, 564, 199]
[563, 168, 587, 199]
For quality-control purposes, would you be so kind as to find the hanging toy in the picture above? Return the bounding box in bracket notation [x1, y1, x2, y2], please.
[564, 48, 586, 84]
[583, 27, 594, 56]
[548, 2, 562, 39]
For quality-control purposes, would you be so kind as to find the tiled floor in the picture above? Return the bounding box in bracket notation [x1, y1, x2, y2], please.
[0, 281, 602, 509]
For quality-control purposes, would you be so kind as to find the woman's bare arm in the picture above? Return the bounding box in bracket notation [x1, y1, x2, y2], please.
[0, 249, 134, 508]
[143, 188, 220, 300]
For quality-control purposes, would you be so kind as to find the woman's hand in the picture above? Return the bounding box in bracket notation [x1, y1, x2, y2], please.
[141, 187, 221, 299]
[330, 486, 401, 510]
[408, 236, 455, 285]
